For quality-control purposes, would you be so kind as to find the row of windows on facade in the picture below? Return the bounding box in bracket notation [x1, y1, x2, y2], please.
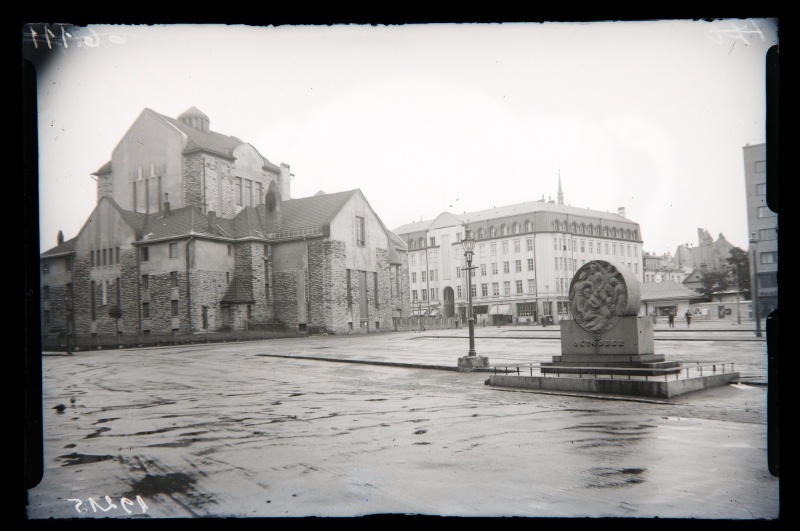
[411, 279, 537, 303]
[406, 222, 639, 250]
[235, 177, 265, 208]
[407, 238, 638, 268]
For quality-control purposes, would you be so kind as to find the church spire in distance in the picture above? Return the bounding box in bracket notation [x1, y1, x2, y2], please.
[557, 171, 564, 205]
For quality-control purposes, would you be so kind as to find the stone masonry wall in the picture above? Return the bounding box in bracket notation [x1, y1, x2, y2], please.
[183, 153, 204, 212]
[273, 270, 299, 330]
[188, 270, 231, 331]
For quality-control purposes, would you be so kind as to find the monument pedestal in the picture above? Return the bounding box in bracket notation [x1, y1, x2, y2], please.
[458, 354, 489, 372]
[484, 260, 739, 398]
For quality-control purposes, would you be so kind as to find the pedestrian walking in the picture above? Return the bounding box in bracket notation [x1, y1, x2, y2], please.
[668, 312, 675, 327]
[684, 310, 691, 327]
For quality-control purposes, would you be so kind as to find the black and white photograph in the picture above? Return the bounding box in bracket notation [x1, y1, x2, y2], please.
[24, 19, 779, 520]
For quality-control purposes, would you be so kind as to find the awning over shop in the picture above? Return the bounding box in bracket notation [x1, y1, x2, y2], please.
[412, 309, 428, 316]
[428, 309, 439, 316]
[488, 304, 512, 315]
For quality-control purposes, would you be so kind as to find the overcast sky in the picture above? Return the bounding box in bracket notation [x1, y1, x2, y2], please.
[26, 20, 778, 256]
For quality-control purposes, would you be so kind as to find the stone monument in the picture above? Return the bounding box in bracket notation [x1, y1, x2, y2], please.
[487, 260, 740, 397]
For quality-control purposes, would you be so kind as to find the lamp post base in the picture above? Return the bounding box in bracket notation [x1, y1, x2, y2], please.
[457, 354, 489, 372]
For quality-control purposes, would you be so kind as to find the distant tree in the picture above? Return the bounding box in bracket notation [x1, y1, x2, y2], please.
[699, 270, 730, 301]
[726, 247, 751, 300]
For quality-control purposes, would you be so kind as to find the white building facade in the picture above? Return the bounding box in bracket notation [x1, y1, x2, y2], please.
[394, 187, 643, 326]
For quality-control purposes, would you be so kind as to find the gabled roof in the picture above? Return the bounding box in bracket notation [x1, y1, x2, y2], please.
[94, 107, 281, 174]
[281, 190, 357, 230]
[220, 275, 254, 304]
[639, 281, 706, 302]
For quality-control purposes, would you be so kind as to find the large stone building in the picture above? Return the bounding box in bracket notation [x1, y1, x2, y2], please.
[743, 142, 778, 317]
[392, 180, 643, 326]
[674, 229, 736, 272]
[39, 107, 409, 340]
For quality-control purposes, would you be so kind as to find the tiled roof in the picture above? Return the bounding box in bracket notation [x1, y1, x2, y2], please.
[639, 281, 705, 302]
[281, 190, 357, 230]
[41, 237, 75, 257]
[232, 206, 268, 238]
[140, 206, 213, 240]
[463, 200, 631, 224]
[392, 200, 633, 235]
[93, 108, 281, 174]
[220, 275, 254, 304]
[388, 230, 407, 250]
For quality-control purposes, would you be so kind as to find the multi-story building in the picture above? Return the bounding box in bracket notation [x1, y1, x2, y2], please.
[393, 181, 643, 325]
[743, 142, 777, 317]
[642, 251, 689, 283]
[39, 107, 409, 341]
[674, 228, 736, 272]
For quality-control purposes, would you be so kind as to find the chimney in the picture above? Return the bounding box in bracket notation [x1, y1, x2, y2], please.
[618, 207, 626, 218]
[163, 193, 171, 216]
[57, 230, 64, 245]
[207, 211, 216, 233]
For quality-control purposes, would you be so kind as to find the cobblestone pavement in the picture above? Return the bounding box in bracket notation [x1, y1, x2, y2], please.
[26, 323, 779, 520]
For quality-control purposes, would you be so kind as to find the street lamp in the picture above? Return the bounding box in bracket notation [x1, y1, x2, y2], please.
[749, 233, 762, 337]
[462, 229, 477, 356]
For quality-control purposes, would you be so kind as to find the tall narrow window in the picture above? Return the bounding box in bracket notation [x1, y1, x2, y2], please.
[356, 216, 366, 246]
[202, 306, 209, 329]
[346, 269, 353, 307]
[169, 243, 178, 259]
[170, 271, 178, 288]
[356, 216, 366, 247]
[236, 177, 243, 206]
[171, 300, 179, 317]
[374, 272, 379, 308]
[102, 249, 107, 266]
[142, 302, 150, 319]
[116, 247, 120, 264]
[141, 247, 149, 262]
[90, 281, 96, 320]
[142, 274, 149, 291]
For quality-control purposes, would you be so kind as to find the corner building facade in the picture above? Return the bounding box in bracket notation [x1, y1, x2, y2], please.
[393, 183, 643, 326]
[40, 107, 409, 340]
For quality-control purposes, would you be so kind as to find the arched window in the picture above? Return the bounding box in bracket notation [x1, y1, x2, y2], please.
[478, 228, 485, 239]
[419, 237, 425, 248]
[500, 224, 507, 236]
[571, 222, 577, 233]
[596, 225, 601, 235]
[603, 226, 609, 237]
[512, 222, 519, 234]
[552, 220, 559, 231]
[524, 220, 531, 232]
[409, 239, 416, 249]
[489, 226, 497, 237]
[580, 223, 585, 234]
[632, 230, 637, 240]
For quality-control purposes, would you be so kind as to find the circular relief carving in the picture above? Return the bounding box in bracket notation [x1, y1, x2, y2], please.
[569, 260, 640, 334]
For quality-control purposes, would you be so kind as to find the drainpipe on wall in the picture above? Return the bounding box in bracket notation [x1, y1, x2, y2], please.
[136, 243, 142, 336]
[186, 236, 195, 334]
